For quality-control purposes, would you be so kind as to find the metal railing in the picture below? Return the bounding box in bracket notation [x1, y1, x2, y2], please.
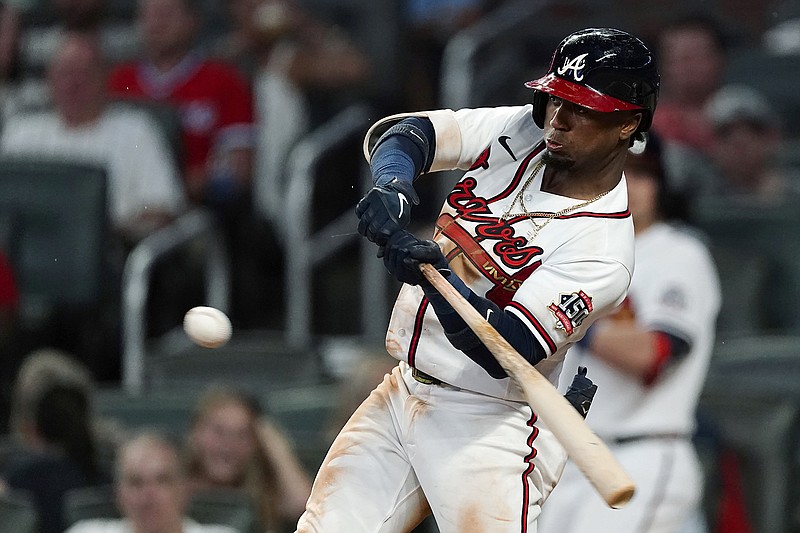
[284, 104, 390, 349]
[439, 0, 550, 110]
[121, 208, 230, 395]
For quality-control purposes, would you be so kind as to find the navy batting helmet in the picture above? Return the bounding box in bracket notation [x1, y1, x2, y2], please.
[527, 28, 660, 133]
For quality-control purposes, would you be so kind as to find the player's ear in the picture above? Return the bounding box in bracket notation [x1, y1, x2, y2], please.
[618, 112, 642, 141]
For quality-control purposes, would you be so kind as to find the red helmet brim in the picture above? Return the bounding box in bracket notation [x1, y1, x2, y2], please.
[525, 73, 643, 113]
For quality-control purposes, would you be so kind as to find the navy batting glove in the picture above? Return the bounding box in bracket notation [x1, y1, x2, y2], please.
[383, 230, 450, 286]
[355, 178, 419, 246]
[563, 366, 598, 418]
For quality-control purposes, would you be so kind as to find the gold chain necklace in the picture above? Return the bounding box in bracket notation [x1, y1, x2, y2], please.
[500, 160, 610, 241]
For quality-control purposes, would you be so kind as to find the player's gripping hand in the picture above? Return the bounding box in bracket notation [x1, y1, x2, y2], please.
[355, 178, 419, 246]
[383, 230, 450, 286]
[563, 366, 598, 418]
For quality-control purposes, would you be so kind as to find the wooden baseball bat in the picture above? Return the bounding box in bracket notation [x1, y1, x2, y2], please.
[419, 263, 635, 508]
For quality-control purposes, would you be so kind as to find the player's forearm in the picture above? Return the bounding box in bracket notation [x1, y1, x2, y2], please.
[589, 323, 660, 378]
[422, 279, 547, 377]
[369, 117, 435, 186]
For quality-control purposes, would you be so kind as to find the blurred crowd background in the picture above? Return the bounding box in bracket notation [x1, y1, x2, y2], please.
[1, 0, 800, 532]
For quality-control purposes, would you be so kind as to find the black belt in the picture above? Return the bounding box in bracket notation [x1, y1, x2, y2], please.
[613, 433, 690, 445]
[412, 367, 444, 385]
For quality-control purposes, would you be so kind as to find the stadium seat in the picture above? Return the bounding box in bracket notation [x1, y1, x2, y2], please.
[0, 156, 108, 316]
[0, 155, 111, 372]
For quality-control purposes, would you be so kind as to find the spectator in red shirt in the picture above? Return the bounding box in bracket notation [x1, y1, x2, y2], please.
[109, 0, 283, 327]
[109, 0, 255, 207]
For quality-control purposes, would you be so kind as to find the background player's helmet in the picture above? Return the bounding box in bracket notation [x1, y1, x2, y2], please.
[526, 28, 660, 133]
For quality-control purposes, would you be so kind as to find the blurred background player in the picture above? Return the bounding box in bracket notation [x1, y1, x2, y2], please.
[538, 132, 721, 533]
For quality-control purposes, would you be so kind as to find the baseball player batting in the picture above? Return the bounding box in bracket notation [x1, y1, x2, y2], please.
[295, 28, 660, 532]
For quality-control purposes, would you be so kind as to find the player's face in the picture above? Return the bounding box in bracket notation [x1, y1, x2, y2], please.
[542, 95, 639, 172]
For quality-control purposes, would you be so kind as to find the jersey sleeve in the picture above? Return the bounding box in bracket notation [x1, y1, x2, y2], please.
[506, 257, 632, 358]
[637, 237, 721, 344]
[362, 106, 534, 173]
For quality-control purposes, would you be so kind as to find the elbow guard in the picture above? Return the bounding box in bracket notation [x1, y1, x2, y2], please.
[370, 118, 435, 176]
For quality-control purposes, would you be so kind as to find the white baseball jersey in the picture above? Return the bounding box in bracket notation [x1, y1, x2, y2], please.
[369, 106, 635, 400]
[562, 222, 720, 439]
[296, 106, 636, 533]
[539, 222, 721, 533]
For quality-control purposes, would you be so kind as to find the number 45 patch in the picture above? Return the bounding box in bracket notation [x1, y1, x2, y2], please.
[548, 291, 593, 336]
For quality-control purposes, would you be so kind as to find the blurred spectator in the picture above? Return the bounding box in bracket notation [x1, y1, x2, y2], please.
[109, 0, 283, 328]
[11, 0, 138, 116]
[702, 83, 800, 202]
[651, 14, 727, 153]
[0, 32, 186, 247]
[6, 347, 93, 437]
[538, 133, 721, 533]
[1, 348, 106, 533]
[185, 386, 311, 533]
[65, 431, 239, 533]
[216, 0, 370, 91]
[214, 0, 371, 226]
[109, 0, 254, 208]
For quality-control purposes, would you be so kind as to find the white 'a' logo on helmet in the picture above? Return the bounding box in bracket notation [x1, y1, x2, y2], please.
[557, 53, 589, 81]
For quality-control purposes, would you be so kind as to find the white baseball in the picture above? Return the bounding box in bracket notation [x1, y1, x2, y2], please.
[183, 306, 232, 348]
